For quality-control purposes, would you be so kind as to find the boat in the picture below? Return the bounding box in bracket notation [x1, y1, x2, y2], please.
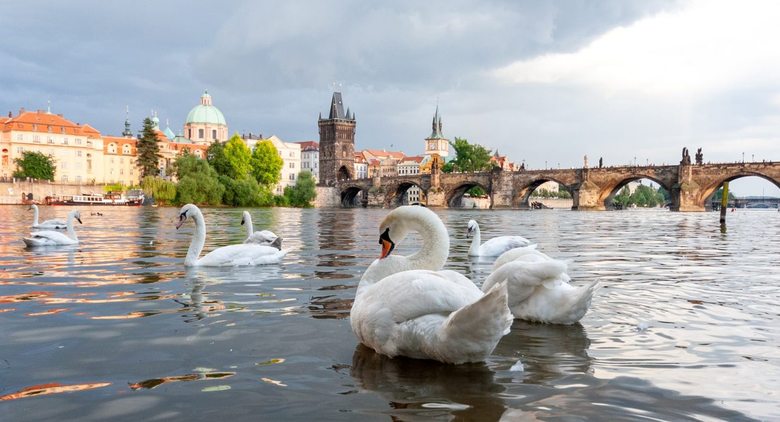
[45, 190, 144, 206]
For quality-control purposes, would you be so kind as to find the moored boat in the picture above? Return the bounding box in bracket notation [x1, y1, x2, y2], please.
[45, 190, 144, 206]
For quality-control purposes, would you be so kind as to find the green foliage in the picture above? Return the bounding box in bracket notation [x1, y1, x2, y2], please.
[612, 183, 668, 208]
[207, 140, 231, 176]
[173, 153, 224, 205]
[103, 182, 126, 193]
[533, 186, 572, 199]
[13, 151, 56, 180]
[441, 161, 454, 173]
[223, 134, 252, 179]
[136, 117, 161, 178]
[713, 187, 736, 201]
[251, 140, 283, 187]
[141, 176, 176, 206]
[448, 137, 493, 172]
[273, 194, 289, 207]
[219, 175, 266, 207]
[467, 186, 486, 197]
[283, 171, 317, 207]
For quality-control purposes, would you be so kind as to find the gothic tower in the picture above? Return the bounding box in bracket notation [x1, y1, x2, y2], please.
[424, 105, 449, 158]
[318, 92, 356, 186]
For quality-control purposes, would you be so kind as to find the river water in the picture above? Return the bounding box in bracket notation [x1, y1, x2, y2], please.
[1, 205, 778, 421]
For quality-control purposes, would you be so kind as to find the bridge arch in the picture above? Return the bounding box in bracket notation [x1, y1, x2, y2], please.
[340, 185, 367, 207]
[699, 171, 780, 209]
[514, 178, 573, 209]
[384, 180, 427, 207]
[601, 175, 673, 210]
[446, 181, 491, 208]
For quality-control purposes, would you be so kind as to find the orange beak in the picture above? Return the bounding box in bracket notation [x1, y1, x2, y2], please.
[380, 238, 394, 259]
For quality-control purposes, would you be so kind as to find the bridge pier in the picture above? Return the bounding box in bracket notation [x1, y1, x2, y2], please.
[572, 180, 605, 211]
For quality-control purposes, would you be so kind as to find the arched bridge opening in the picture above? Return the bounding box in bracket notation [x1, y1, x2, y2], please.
[514, 178, 573, 209]
[340, 186, 367, 208]
[447, 182, 491, 208]
[701, 173, 780, 210]
[602, 176, 672, 210]
[385, 181, 427, 208]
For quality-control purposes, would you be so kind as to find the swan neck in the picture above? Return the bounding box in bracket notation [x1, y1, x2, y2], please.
[32, 206, 39, 225]
[469, 224, 481, 255]
[244, 213, 254, 238]
[66, 213, 77, 240]
[407, 213, 449, 270]
[186, 208, 206, 266]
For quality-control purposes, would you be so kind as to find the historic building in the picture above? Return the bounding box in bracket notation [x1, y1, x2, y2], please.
[0, 108, 106, 184]
[318, 92, 356, 186]
[296, 141, 319, 182]
[183, 90, 228, 145]
[424, 105, 449, 159]
[267, 135, 302, 195]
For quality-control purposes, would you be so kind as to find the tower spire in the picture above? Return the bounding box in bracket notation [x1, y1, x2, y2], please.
[122, 105, 132, 137]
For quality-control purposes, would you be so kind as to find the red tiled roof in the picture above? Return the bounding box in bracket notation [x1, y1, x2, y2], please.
[1, 110, 101, 138]
[294, 141, 319, 150]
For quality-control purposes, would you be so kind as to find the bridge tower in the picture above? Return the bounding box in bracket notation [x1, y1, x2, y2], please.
[318, 92, 356, 186]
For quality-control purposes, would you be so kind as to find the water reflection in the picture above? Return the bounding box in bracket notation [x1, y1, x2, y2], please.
[350, 345, 506, 420]
[494, 321, 592, 383]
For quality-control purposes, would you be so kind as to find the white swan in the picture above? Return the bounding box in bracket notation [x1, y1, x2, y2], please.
[467, 219, 530, 256]
[360, 206, 450, 283]
[352, 205, 513, 364]
[176, 204, 287, 267]
[240, 211, 282, 249]
[482, 248, 597, 325]
[29, 204, 67, 229]
[23, 210, 82, 246]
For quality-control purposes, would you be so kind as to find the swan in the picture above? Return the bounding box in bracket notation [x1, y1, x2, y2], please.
[467, 219, 530, 256]
[482, 248, 597, 325]
[176, 204, 287, 267]
[23, 210, 82, 246]
[352, 205, 513, 364]
[360, 205, 450, 283]
[29, 204, 67, 229]
[240, 211, 282, 249]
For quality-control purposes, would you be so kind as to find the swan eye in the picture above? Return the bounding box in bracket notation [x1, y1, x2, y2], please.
[379, 228, 391, 245]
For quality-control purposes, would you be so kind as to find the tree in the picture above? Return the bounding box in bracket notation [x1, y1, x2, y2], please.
[283, 171, 317, 207]
[173, 153, 224, 205]
[613, 186, 631, 208]
[13, 151, 56, 180]
[141, 175, 176, 206]
[219, 175, 267, 207]
[223, 134, 252, 179]
[136, 117, 161, 178]
[103, 182, 127, 193]
[448, 137, 493, 172]
[251, 140, 283, 187]
[207, 140, 231, 176]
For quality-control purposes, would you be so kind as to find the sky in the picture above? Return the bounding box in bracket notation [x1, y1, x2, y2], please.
[1, 0, 779, 196]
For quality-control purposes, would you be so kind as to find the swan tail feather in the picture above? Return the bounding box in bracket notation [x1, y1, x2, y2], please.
[438, 281, 512, 364]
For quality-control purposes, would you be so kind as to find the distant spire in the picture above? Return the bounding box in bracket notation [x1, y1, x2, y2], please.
[329, 92, 346, 119]
[430, 105, 443, 139]
[122, 106, 132, 137]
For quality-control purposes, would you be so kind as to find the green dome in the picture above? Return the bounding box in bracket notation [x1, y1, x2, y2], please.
[185, 91, 227, 126]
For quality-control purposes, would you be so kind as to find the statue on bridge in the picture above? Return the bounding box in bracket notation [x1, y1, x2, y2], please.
[695, 147, 703, 165]
[598, 157, 603, 168]
[681, 147, 692, 165]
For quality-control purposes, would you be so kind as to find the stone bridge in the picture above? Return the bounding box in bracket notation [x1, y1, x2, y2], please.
[332, 161, 780, 211]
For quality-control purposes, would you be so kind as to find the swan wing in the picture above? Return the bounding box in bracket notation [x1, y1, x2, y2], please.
[23, 230, 77, 246]
[197, 244, 287, 266]
[492, 245, 550, 271]
[511, 279, 598, 325]
[33, 220, 68, 230]
[479, 235, 531, 257]
[244, 230, 279, 245]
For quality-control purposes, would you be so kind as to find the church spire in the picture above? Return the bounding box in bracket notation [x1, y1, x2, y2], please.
[122, 105, 133, 137]
[430, 105, 443, 139]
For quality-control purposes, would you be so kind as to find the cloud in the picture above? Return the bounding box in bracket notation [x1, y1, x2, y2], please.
[494, 0, 780, 99]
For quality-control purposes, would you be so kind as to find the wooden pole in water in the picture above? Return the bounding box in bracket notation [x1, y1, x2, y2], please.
[720, 181, 729, 225]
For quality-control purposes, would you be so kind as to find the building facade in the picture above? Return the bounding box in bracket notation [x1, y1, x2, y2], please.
[296, 141, 319, 182]
[183, 90, 228, 145]
[267, 135, 302, 195]
[318, 92, 356, 186]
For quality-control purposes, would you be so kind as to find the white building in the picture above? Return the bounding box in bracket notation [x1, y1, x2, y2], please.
[397, 155, 424, 204]
[267, 135, 301, 195]
[295, 141, 319, 182]
[354, 153, 368, 179]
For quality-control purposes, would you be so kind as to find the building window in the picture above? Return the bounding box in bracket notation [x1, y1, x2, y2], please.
[16, 134, 23, 141]
[76, 150, 82, 157]
[108, 143, 116, 154]
[75, 176, 82, 183]
[75, 138, 82, 145]
[289, 162, 295, 168]
[212, 129, 217, 139]
[123, 144, 131, 154]
[16, 147, 23, 153]
[33, 136, 41, 143]
[120, 168, 124, 175]
[198, 129, 204, 139]
[86, 140, 92, 147]
[62, 175, 68, 182]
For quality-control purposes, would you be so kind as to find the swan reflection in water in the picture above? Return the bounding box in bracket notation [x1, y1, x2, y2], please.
[493, 320, 593, 383]
[350, 344, 506, 420]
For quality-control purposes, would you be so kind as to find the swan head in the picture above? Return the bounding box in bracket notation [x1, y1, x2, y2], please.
[176, 204, 198, 229]
[240, 211, 251, 226]
[69, 210, 83, 225]
[377, 205, 440, 259]
[466, 219, 478, 237]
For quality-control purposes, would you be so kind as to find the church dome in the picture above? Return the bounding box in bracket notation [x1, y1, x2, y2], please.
[185, 90, 226, 126]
